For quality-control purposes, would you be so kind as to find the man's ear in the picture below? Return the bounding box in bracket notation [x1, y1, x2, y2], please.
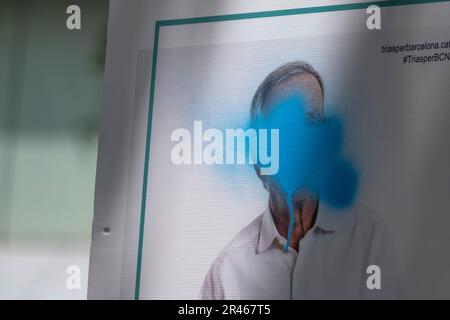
[255, 164, 282, 194]
[254, 164, 269, 190]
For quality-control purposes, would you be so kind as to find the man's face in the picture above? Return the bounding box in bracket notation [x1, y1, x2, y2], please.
[260, 73, 325, 211]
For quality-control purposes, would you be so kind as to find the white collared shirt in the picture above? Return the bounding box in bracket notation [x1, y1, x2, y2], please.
[200, 203, 401, 299]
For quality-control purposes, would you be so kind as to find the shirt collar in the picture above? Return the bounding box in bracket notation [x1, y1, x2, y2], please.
[257, 201, 355, 254]
[257, 206, 280, 254]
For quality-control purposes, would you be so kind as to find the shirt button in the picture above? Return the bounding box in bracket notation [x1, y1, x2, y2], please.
[276, 237, 284, 246]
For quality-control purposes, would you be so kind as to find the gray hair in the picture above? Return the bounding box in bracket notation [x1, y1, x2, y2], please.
[250, 61, 324, 121]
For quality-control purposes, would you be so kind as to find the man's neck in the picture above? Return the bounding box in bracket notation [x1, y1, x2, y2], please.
[270, 194, 318, 252]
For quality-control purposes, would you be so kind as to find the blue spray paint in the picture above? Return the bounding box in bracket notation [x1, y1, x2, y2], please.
[251, 93, 358, 252]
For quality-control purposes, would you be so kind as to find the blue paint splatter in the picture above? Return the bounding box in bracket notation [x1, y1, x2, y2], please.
[251, 93, 358, 251]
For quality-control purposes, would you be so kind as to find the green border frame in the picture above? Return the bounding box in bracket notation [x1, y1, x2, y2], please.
[134, 0, 450, 299]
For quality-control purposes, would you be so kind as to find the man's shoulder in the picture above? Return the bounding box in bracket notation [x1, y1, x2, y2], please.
[351, 203, 387, 230]
[346, 203, 391, 246]
[209, 213, 263, 268]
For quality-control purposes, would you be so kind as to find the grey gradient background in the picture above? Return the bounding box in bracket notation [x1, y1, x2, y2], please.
[0, 0, 108, 299]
